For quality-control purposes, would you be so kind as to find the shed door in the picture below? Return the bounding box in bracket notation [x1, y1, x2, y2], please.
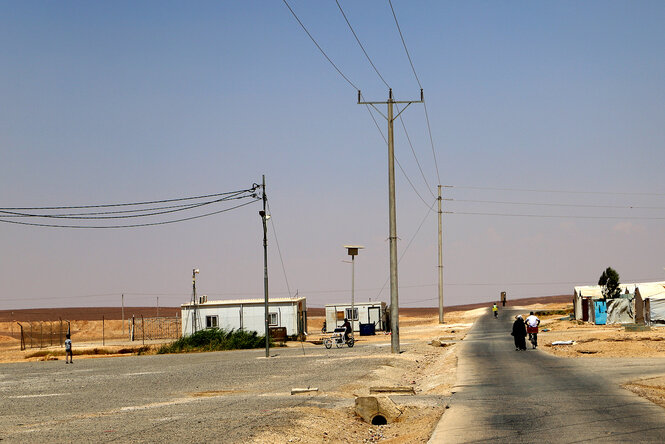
[368, 307, 381, 330]
[594, 300, 607, 325]
[582, 299, 589, 322]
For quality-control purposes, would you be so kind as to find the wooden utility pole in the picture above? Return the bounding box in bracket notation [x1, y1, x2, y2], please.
[358, 89, 423, 354]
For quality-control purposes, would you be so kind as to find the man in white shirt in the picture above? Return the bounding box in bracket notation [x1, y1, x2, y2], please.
[525, 312, 540, 348]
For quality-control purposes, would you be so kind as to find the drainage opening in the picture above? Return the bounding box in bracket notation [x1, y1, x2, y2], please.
[371, 415, 387, 425]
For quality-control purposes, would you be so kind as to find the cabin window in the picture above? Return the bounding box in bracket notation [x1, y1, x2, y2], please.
[206, 315, 218, 329]
[269, 312, 279, 326]
[345, 308, 358, 321]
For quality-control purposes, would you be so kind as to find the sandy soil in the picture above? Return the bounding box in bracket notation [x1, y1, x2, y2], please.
[250, 309, 479, 444]
[4, 299, 665, 442]
[528, 306, 665, 359]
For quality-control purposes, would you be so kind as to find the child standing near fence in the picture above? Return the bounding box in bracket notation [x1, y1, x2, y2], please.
[64, 333, 73, 364]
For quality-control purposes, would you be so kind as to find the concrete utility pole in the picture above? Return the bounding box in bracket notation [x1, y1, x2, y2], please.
[259, 175, 270, 358]
[192, 268, 200, 333]
[438, 185, 444, 323]
[358, 88, 423, 354]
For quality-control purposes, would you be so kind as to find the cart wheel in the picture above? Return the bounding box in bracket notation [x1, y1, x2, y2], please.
[335, 338, 344, 348]
[324, 338, 332, 349]
[347, 337, 355, 348]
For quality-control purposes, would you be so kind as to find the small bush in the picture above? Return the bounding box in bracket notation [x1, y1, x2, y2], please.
[157, 328, 269, 354]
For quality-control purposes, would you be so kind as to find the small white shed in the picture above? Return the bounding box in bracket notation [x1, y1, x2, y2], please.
[181, 297, 307, 337]
[324, 301, 387, 333]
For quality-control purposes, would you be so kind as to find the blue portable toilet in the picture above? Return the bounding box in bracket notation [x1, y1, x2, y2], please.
[594, 300, 607, 325]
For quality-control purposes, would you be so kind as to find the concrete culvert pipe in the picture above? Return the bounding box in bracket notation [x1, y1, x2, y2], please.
[355, 396, 402, 424]
[371, 414, 388, 425]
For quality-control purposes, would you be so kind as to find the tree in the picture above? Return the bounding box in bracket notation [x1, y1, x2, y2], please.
[598, 267, 621, 299]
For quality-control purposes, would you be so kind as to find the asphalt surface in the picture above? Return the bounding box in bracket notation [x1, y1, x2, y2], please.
[0, 342, 402, 443]
[429, 309, 665, 443]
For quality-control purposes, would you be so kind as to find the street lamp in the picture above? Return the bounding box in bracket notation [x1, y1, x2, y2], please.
[344, 245, 364, 338]
[259, 175, 270, 358]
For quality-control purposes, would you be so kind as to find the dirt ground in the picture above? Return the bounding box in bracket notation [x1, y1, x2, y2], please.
[4, 301, 665, 442]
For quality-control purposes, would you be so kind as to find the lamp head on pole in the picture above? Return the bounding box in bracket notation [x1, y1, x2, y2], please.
[344, 245, 364, 257]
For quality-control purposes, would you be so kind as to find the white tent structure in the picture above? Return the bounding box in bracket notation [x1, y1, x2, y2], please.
[574, 281, 665, 323]
[636, 283, 665, 325]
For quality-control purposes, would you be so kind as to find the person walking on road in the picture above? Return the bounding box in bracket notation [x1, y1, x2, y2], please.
[492, 303, 499, 318]
[64, 333, 73, 364]
[511, 315, 527, 351]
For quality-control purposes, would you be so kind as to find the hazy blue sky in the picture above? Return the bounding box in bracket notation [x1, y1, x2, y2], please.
[1, 1, 664, 310]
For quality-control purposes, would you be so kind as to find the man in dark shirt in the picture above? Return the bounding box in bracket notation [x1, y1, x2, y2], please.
[342, 318, 352, 343]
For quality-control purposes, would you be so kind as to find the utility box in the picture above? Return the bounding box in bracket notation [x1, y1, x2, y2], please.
[501, 291, 506, 306]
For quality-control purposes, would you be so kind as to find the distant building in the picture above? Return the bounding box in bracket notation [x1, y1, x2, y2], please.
[324, 301, 387, 333]
[180, 297, 307, 337]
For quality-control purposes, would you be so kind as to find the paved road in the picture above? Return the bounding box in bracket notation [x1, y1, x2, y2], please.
[0, 343, 401, 443]
[429, 309, 665, 443]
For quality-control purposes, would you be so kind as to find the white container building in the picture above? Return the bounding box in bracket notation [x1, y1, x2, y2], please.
[324, 301, 387, 333]
[181, 297, 307, 337]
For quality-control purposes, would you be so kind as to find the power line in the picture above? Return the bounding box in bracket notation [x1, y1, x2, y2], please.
[445, 198, 665, 211]
[283, 0, 435, 209]
[374, 198, 437, 300]
[0, 193, 251, 220]
[388, 0, 421, 89]
[363, 103, 434, 210]
[445, 185, 665, 196]
[0, 189, 254, 211]
[335, 0, 390, 88]
[396, 104, 436, 198]
[388, 0, 441, 184]
[0, 199, 260, 229]
[266, 201, 292, 298]
[444, 211, 665, 220]
[282, 0, 359, 91]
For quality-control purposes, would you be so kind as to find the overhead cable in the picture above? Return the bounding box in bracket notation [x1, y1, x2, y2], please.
[0, 189, 254, 211]
[0, 199, 260, 229]
[445, 185, 665, 196]
[335, 0, 390, 89]
[444, 211, 665, 220]
[446, 198, 665, 211]
[282, 0, 359, 91]
[284, 0, 435, 209]
[266, 201, 292, 298]
[374, 198, 437, 300]
[388, 0, 441, 184]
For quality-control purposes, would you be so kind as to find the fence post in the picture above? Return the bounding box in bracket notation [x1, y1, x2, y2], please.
[141, 315, 145, 345]
[18, 323, 25, 351]
[30, 323, 33, 348]
[50, 321, 53, 347]
[59, 318, 63, 347]
[102, 316, 105, 346]
[131, 316, 135, 341]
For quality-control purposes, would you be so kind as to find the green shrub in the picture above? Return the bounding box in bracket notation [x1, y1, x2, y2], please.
[157, 328, 269, 354]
